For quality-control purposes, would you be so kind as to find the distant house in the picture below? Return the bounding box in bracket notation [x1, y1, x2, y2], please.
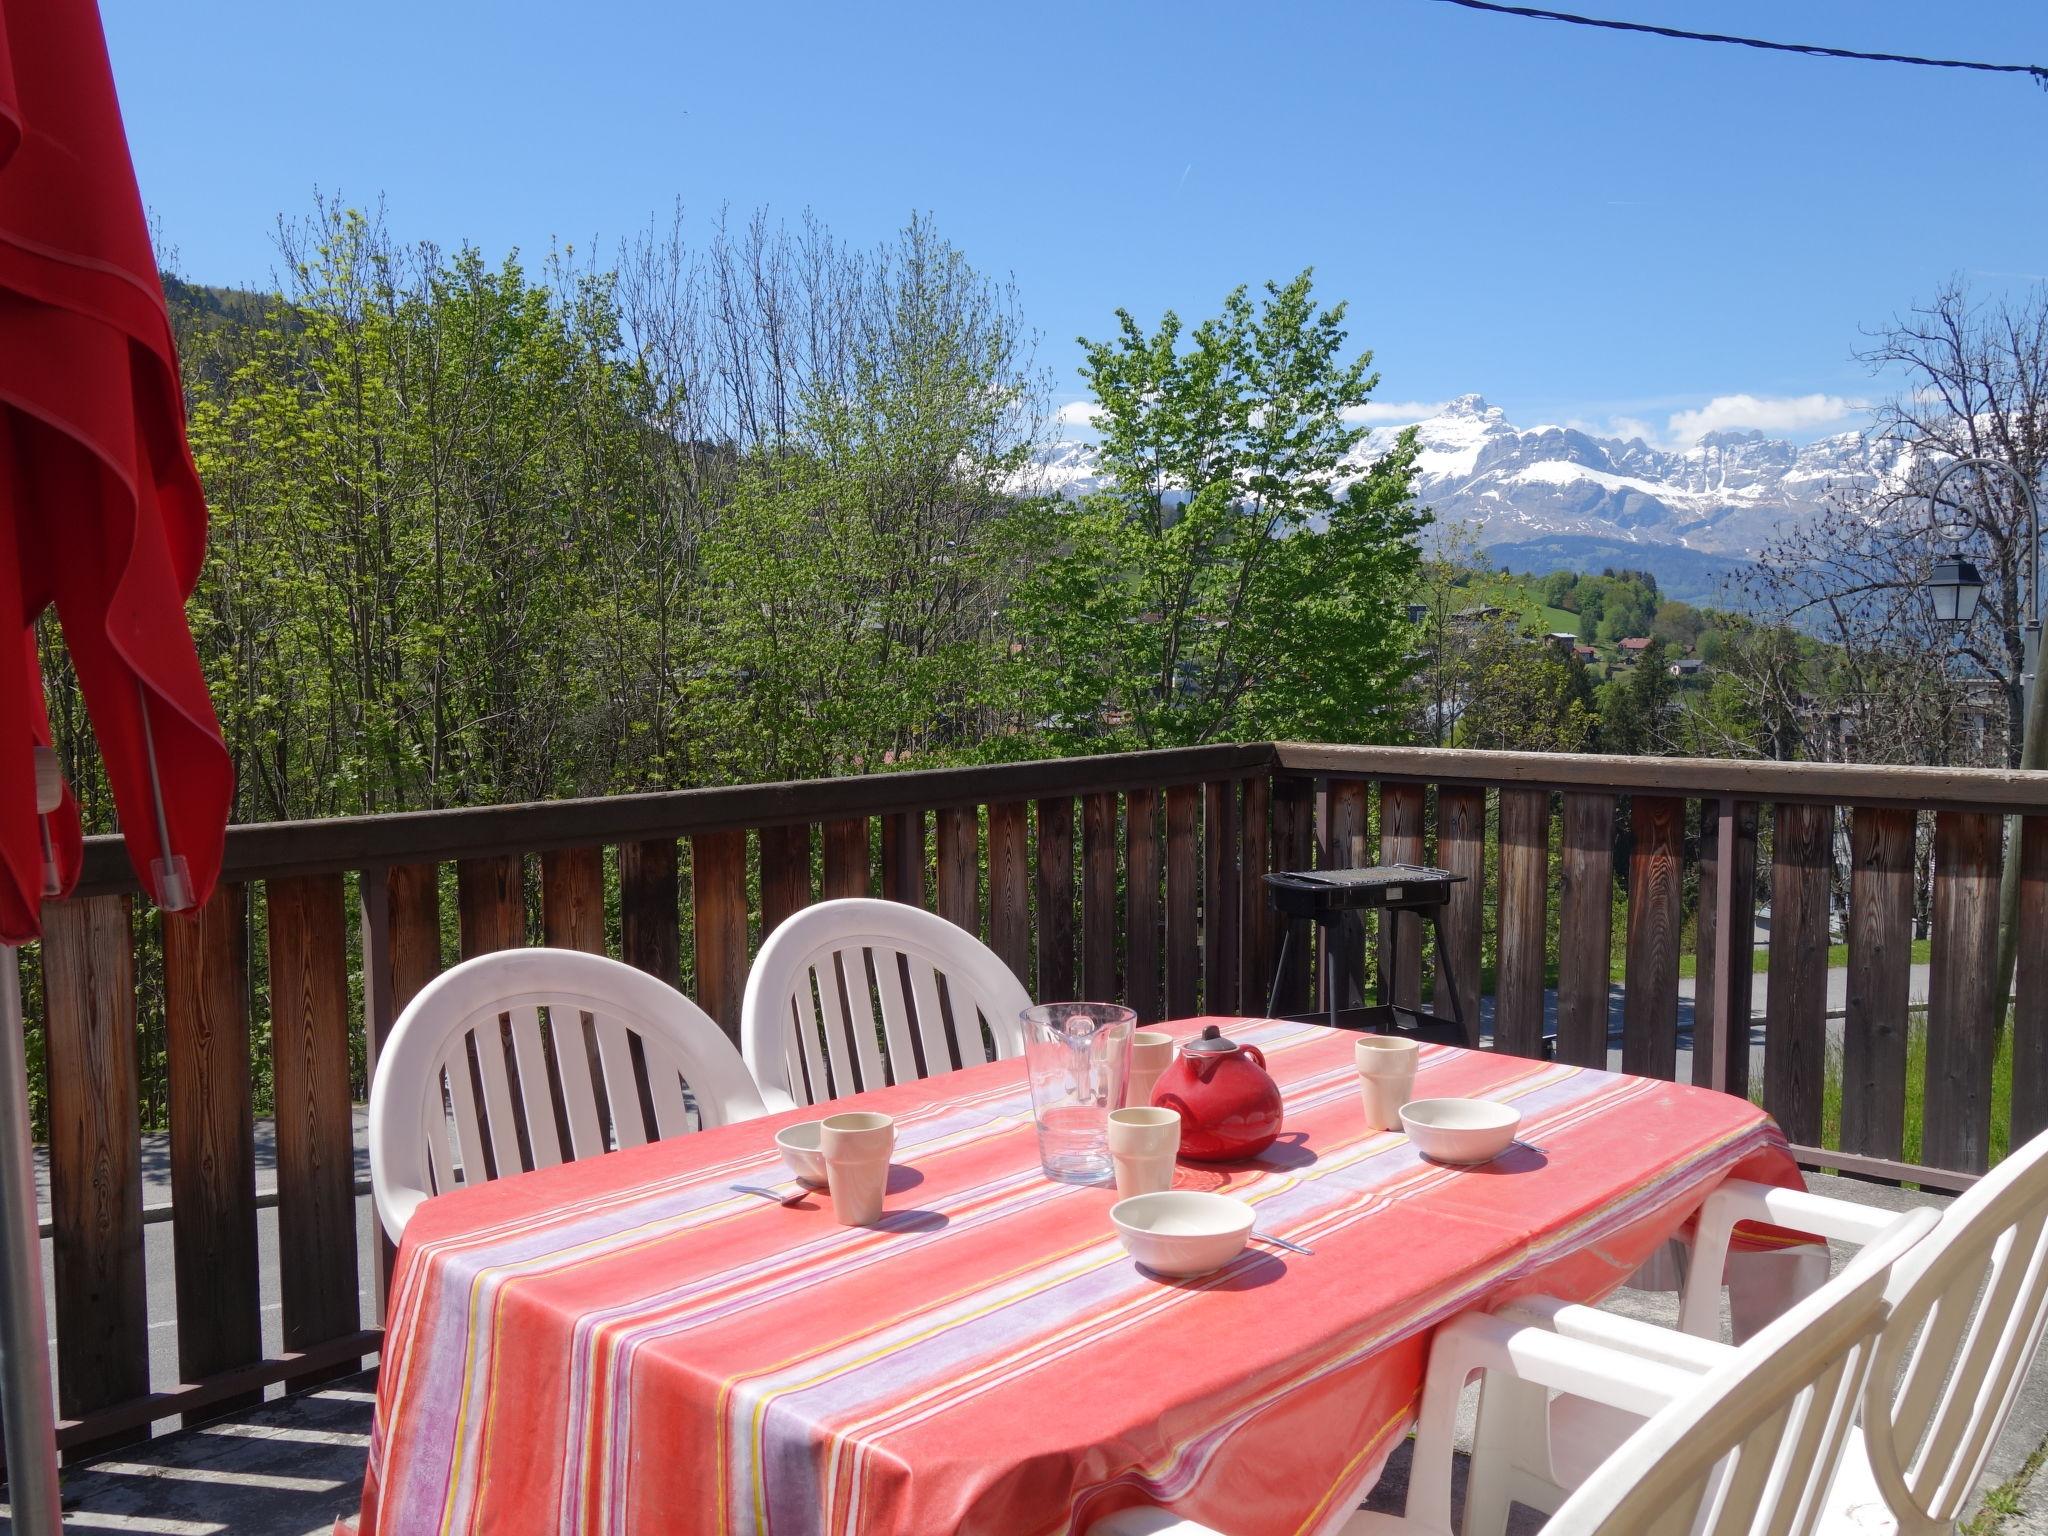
[1544, 631, 1577, 652]
[1668, 657, 1705, 681]
[1616, 637, 1655, 666]
[1449, 603, 1501, 628]
[1573, 644, 1599, 664]
[1405, 602, 1429, 624]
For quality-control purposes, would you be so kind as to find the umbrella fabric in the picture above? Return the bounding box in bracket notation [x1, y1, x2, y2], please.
[0, 0, 230, 940]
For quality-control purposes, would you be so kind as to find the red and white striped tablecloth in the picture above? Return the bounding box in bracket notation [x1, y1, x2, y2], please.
[347, 1018, 1802, 1536]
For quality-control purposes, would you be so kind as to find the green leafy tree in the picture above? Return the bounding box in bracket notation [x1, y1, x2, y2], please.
[1453, 618, 1597, 752]
[1015, 271, 1424, 748]
[1598, 636, 1674, 754]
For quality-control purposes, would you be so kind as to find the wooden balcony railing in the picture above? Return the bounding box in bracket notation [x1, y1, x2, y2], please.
[16, 741, 2048, 1458]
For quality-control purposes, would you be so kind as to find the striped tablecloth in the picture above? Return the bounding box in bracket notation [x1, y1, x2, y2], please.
[348, 1018, 1802, 1536]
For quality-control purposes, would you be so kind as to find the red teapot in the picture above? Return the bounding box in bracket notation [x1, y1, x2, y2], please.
[1152, 1024, 1284, 1162]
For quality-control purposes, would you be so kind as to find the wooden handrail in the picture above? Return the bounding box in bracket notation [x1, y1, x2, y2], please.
[1272, 743, 2048, 814]
[72, 742, 1275, 897]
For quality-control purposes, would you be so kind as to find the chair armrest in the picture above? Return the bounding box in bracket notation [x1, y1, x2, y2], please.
[1678, 1179, 1901, 1336]
[758, 1087, 801, 1115]
[1498, 1294, 1732, 1374]
[1087, 1511, 1222, 1536]
[1401, 1311, 1699, 1532]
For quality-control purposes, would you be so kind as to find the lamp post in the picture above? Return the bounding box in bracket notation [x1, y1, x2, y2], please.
[1922, 455, 2042, 762]
[1923, 455, 2045, 1027]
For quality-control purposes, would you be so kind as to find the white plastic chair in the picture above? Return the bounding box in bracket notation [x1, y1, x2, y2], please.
[741, 897, 1033, 1109]
[1085, 1205, 1938, 1536]
[369, 947, 767, 1241]
[1451, 1126, 2048, 1536]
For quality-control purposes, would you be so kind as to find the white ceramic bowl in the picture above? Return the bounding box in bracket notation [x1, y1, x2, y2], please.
[1110, 1191, 1256, 1277]
[1401, 1098, 1521, 1165]
[775, 1121, 828, 1187]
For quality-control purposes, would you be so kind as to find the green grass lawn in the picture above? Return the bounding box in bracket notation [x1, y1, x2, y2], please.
[1756, 1006, 2016, 1171]
[1670, 937, 1931, 982]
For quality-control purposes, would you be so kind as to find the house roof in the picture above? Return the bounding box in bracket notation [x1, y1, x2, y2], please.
[1617, 637, 1655, 651]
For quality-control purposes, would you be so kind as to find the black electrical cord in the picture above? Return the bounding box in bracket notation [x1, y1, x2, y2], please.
[1421, 0, 2048, 87]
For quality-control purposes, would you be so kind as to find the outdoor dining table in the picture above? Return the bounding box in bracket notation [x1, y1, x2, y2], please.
[345, 1016, 1812, 1536]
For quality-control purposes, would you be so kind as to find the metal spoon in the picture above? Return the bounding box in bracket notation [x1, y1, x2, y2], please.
[1253, 1230, 1315, 1256]
[731, 1182, 808, 1206]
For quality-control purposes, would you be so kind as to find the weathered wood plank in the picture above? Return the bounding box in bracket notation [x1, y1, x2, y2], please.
[1622, 796, 1684, 1079]
[1081, 792, 1120, 1003]
[821, 818, 871, 901]
[1203, 781, 1242, 1014]
[1125, 789, 1163, 1024]
[882, 811, 926, 908]
[1269, 775, 1318, 1015]
[2016, 818, 2048, 1145]
[618, 839, 681, 987]
[1378, 783, 1426, 1010]
[986, 802, 1032, 989]
[691, 829, 749, 1042]
[540, 847, 606, 954]
[1435, 788, 1485, 1046]
[1035, 798, 1075, 1002]
[1496, 789, 1550, 1060]
[1555, 793, 1615, 1069]
[163, 884, 261, 1422]
[1239, 774, 1275, 1017]
[538, 845, 610, 1163]
[1693, 800, 1758, 1098]
[1765, 803, 1834, 1146]
[1925, 811, 2004, 1175]
[40, 895, 146, 1444]
[935, 807, 980, 936]
[757, 824, 814, 937]
[1841, 808, 1914, 1161]
[1322, 781, 1369, 1011]
[1165, 785, 1200, 1019]
[367, 862, 439, 1309]
[456, 854, 524, 958]
[265, 874, 360, 1386]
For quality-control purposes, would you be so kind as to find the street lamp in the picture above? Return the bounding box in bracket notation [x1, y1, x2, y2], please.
[1922, 456, 2040, 729]
[1929, 552, 1985, 626]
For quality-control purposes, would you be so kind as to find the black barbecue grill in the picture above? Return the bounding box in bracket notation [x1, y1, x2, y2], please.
[1263, 864, 1472, 1044]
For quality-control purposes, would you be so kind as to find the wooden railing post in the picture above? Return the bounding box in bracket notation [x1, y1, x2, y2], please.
[1163, 787, 1199, 1018]
[987, 802, 1032, 993]
[1622, 796, 1684, 1080]
[1322, 781, 1368, 1011]
[1495, 789, 1549, 1060]
[1925, 811, 2004, 1174]
[1435, 788, 1485, 1045]
[1035, 799, 1075, 1002]
[1842, 808, 1913, 1161]
[1695, 798, 1757, 1098]
[1378, 783, 1426, 1010]
[2016, 817, 2048, 1145]
[163, 883, 261, 1424]
[1765, 804, 1833, 1145]
[1124, 790, 1163, 1024]
[41, 895, 145, 1454]
[1201, 783, 1240, 1013]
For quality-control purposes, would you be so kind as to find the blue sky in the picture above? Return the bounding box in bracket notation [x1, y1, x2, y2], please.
[106, 1, 2047, 448]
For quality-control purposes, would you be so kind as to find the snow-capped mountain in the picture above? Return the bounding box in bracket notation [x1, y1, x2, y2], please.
[1033, 393, 1913, 600]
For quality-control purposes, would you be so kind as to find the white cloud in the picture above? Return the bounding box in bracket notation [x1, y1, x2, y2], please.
[1664, 392, 1865, 445]
[1341, 399, 1454, 427]
[1054, 400, 1103, 432]
[1566, 414, 1661, 444]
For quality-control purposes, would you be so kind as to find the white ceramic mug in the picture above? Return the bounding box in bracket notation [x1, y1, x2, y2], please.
[1127, 1030, 1175, 1108]
[820, 1111, 895, 1225]
[1355, 1036, 1419, 1132]
[1108, 1105, 1181, 1200]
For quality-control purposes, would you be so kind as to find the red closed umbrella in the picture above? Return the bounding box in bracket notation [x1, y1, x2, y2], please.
[0, 2, 234, 1524]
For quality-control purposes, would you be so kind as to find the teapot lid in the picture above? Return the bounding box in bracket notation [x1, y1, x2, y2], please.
[1182, 1024, 1240, 1055]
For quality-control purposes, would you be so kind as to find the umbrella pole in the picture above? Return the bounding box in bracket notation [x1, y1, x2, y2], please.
[0, 945, 61, 1533]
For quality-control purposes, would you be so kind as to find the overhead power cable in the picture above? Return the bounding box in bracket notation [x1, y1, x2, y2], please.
[1421, 0, 2048, 88]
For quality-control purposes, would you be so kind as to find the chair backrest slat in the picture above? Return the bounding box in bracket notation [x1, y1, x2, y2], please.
[506, 1006, 563, 1170]
[1864, 1124, 2048, 1531]
[440, 1042, 490, 1185]
[370, 948, 768, 1240]
[551, 1008, 607, 1160]
[743, 899, 1033, 1108]
[590, 1011, 647, 1149]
